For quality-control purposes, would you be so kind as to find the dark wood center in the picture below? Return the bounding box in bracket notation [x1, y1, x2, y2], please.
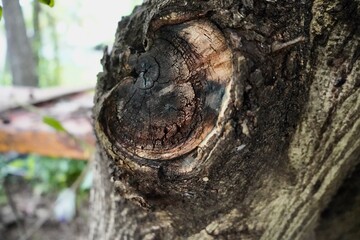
[99, 20, 232, 160]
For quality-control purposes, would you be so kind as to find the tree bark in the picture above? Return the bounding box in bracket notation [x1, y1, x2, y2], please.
[90, 0, 360, 239]
[2, 0, 38, 86]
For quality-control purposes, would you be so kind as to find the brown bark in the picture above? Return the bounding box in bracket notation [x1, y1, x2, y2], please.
[90, 0, 360, 239]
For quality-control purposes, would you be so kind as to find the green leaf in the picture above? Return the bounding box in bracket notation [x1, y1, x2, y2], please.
[38, 0, 55, 8]
[42, 116, 66, 132]
[0, 6, 3, 21]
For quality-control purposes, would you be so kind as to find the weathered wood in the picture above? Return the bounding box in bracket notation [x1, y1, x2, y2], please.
[0, 86, 94, 112]
[0, 87, 95, 160]
[0, 130, 93, 160]
[90, 0, 360, 239]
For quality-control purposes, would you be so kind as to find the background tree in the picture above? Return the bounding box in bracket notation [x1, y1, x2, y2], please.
[89, 0, 359, 239]
[2, 0, 38, 86]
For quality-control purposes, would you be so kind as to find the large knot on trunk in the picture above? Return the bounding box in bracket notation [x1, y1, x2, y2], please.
[98, 19, 233, 161]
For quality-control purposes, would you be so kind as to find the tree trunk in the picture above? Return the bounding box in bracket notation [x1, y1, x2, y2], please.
[90, 0, 360, 239]
[32, 0, 41, 66]
[2, 0, 38, 86]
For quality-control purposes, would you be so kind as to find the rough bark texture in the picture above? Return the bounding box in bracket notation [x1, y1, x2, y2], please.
[2, 0, 38, 86]
[90, 0, 360, 239]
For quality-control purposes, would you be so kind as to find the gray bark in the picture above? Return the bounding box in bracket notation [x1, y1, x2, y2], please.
[2, 0, 38, 86]
[90, 0, 360, 239]
[32, 0, 41, 66]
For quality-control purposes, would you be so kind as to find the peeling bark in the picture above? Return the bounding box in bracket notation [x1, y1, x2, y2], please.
[90, 0, 360, 239]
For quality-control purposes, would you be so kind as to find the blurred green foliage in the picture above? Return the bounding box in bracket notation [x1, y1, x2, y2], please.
[42, 116, 66, 132]
[1, 0, 142, 87]
[0, 154, 87, 203]
[38, 0, 55, 8]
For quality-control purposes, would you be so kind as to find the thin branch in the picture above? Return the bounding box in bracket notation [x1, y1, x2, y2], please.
[3, 176, 27, 239]
[271, 36, 306, 52]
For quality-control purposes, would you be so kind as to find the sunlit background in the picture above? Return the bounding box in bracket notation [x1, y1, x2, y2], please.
[0, 0, 142, 86]
[0, 1, 141, 239]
